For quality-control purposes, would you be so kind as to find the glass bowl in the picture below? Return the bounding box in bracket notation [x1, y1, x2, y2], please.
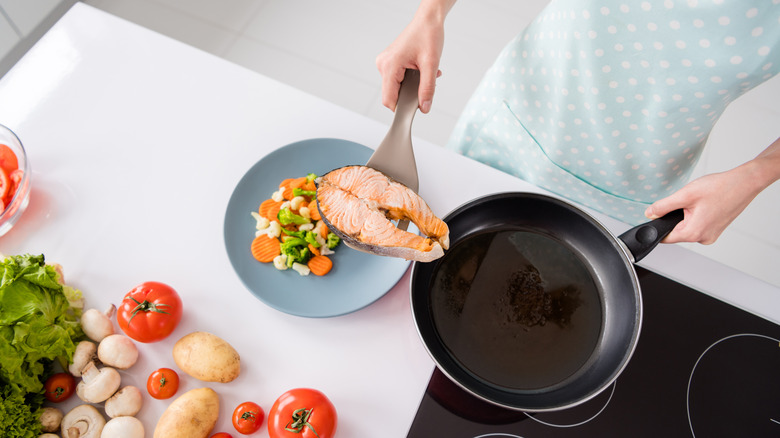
[0, 123, 31, 237]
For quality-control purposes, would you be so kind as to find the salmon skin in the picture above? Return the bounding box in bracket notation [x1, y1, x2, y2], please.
[316, 165, 449, 262]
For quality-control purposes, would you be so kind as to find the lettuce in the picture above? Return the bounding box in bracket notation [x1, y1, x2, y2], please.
[0, 384, 42, 438]
[0, 254, 85, 437]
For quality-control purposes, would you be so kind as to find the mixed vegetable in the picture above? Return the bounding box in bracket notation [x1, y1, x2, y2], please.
[250, 173, 341, 276]
[0, 254, 84, 438]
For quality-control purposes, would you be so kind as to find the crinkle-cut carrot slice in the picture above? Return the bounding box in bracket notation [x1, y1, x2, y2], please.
[281, 176, 307, 200]
[308, 199, 321, 221]
[258, 198, 283, 221]
[307, 255, 333, 276]
[251, 235, 281, 263]
[303, 180, 317, 192]
[307, 243, 321, 257]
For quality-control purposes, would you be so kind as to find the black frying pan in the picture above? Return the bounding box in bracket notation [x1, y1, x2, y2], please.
[410, 192, 682, 411]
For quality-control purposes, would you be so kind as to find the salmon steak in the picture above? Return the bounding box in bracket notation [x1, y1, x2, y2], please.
[316, 165, 450, 262]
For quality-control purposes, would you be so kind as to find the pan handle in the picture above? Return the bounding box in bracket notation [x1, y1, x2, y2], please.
[618, 209, 684, 263]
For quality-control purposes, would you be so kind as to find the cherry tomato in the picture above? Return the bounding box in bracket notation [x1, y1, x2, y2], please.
[233, 401, 264, 435]
[0, 144, 18, 175]
[146, 368, 179, 399]
[268, 389, 337, 438]
[44, 372, 76, 402]
[118, 281, 183, 343]
[211, 434, 234, 438]
[0, 168, 9, 199]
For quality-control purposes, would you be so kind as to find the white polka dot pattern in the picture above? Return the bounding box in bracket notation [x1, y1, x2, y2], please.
[447, 0, 780, 224]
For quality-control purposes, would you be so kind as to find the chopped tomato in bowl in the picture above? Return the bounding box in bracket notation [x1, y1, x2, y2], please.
[0, 124, 30, 236]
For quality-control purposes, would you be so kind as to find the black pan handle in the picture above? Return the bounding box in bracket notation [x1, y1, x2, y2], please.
[618, 209, 684, 263]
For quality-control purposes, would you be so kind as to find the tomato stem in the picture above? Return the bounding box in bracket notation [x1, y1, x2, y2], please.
[285, 408, 320, 438]
[127, 297, 172, 323]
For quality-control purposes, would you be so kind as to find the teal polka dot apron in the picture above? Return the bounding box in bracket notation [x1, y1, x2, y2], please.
[447, 0, 780, 224]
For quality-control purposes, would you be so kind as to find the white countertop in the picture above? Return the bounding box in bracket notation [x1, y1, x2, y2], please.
[1, 4, 778, 437]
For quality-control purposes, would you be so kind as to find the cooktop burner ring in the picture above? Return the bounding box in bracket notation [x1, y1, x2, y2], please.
[686, 332, 780, 437]
[521, 381, 616, 428]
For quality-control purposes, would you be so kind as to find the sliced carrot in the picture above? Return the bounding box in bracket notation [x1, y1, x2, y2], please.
[319, 221, 329, 239]
[307, 255, 333, 276]
[258, 198, 283, 220]
[281, 177, 307, 200]
[303, 180, 317, 192]
[251, 235, 281, 263]
[308, 243, 321, 257]
[308, 199, 321, 221]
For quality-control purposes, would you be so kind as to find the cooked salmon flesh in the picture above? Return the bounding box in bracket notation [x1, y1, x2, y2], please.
[316, 165, 449, 262]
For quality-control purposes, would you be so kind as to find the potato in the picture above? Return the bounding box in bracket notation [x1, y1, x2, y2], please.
[173, 331, 241, 383]
[153, 387, 219, 438]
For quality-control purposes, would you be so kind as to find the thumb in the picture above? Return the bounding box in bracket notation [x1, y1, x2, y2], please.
[417, 68, 440, 113]
[645, 193, 685, 220]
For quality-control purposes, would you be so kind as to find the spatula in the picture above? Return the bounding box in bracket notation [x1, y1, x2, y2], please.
[365, 68, 420, 231]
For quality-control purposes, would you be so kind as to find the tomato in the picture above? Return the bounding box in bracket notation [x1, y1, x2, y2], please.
[146, 367, 179, 399]
[268, 389, 337, 438]
[44, 372, 76, 402]
[211, 434, 234, 438]
[0, 168, 8, 199]
[233, 401, 264, 435]
[3, 169, 22, 207]
[0, 144, 18, 175]
[117, 281, 183, 343]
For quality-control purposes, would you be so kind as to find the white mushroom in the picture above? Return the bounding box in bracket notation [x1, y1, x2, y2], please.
[40, 407, 64, 432]
[69, 340, 98, 377]
[100, 416, 144, 438]
[98, 335, 139, 369]
[81, 305, 116, 342]
[104, 386, 143, 418]
[76, 362, 121, 404]
[61, 405, 106, 438]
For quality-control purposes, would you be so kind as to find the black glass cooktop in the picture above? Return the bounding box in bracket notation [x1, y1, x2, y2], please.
[407, 267, 780, 437]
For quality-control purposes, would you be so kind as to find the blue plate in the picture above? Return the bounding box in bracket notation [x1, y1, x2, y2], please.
[224, 138, 411, 317]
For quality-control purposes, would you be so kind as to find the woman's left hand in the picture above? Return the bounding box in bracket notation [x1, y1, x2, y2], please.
[646, 138, 780, 244]
[644, 169, 757, 244]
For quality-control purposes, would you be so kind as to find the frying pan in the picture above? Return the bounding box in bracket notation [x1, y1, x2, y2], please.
[410, 192, 683, 412]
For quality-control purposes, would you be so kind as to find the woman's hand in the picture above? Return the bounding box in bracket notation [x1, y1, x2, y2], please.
[375, 0, 455, 113]
[646, 137, 780, 244]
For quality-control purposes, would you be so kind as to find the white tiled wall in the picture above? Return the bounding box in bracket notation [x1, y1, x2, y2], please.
[5, 0, 780, 287]
[0, 0, 77, 76]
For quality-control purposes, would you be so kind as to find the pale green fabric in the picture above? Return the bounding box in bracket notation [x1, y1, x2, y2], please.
[448, 0, 780, 224]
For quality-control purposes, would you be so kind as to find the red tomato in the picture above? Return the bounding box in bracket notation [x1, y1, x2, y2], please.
[0, 168, 8, 199]
[0, 144, 18, 175]
[146, 368, 179, 399]
[3, 169, 22, 207]
[211, 434, 234, 438]
[233, 401, 264, 435]
[44, 372, 76, 402]
[117, 281, 183, 343]
[268, 389, 337, 438]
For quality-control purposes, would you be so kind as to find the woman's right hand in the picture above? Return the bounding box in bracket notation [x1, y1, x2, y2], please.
[375, 0, 455, 113]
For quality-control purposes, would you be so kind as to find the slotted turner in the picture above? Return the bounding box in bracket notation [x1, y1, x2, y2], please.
[365, 68, 420, 231]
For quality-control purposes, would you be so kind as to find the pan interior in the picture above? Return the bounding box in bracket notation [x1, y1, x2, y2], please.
[429, 227, 603, 391]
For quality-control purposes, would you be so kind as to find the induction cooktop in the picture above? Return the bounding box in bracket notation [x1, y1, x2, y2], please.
[407, 267, 780, 437]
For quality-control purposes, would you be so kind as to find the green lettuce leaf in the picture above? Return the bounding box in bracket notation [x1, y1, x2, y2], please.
[0, 254, 84, 395]
[0, 383, 42, 438]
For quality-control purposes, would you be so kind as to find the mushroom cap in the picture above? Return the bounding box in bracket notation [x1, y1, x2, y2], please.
[105, 386, 143, 418]
[102, 416, 145, 438]
[69, 340, 97, 377]
[40, 406, 64, 432]
[61, 404, 106, 438]
[98, 334, 139, 369]
[81, 306, 116, 342]
[77, 362, 121, 404]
